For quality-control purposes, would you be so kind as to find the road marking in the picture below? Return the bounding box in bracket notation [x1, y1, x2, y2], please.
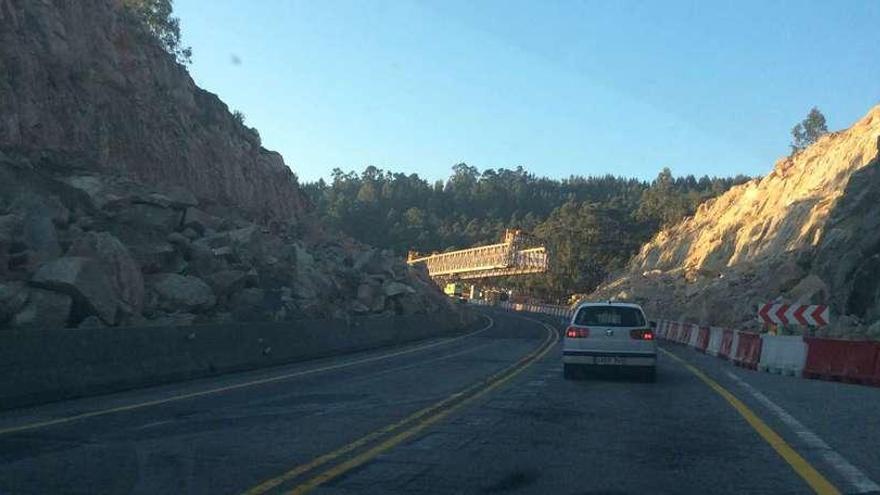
[661, 348, 841, 495]
[725, 371, 880, 494]
[243, 315, 558, 495]
[0, 315, 496, 436]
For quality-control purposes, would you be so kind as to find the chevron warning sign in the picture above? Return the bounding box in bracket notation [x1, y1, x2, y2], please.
[757, 303, 829, 326]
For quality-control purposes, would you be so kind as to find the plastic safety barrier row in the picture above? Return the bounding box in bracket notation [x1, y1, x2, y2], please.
[803, 339, 880, 385]
[654, 318, 880, 388]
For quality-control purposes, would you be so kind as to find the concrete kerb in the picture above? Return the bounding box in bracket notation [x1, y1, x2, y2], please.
[0, 310, 478, 411]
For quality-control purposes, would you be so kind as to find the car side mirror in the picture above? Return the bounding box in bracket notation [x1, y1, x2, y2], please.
[650, 321, 657, 329]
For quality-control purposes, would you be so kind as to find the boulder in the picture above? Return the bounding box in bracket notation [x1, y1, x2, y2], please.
[32, 257, 118, 324]
[786, 274, 829, 305]
[147, 273, 216, 312]
[63, 175, 120, 210]
[135, 188, 198, 210]
[391, 293, 423, 316]
[205, 270, 248, 298]
[357, 282, 385, 312]
[181, 227, 200, 240]
[182, 207, 222, 235]
[226, 225, 266, 260]
[12, 288, 72, 329]
[67, 231, 144, 313]
[383, 281, 416, 297]
[351, 301, 370, 314]
[0, 281, 29, 324]
[0, 214, 22, 243]
[161, 187, 199, 209]
[117, 203, 182, 233]
[21, 205, 61, 264]
[186, 241, 222, 276]
[166, 232, 191, 250]
[130, 242, 182, 274]
[353, 248, 393, 275]
[11, 194, 70, 228]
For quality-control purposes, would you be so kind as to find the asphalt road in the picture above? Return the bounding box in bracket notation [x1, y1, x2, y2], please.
[1, 309, 879, 495]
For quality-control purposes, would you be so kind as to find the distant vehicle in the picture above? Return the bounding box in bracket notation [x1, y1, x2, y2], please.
[562, 302, 656, 381]
[444, 282, 469, 302]
[444, 282, 463, 298]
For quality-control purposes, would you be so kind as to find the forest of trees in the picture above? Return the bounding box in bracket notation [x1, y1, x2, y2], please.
[304, 165, 750, 301]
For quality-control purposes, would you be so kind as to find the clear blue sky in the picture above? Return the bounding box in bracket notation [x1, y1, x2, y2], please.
[175, 0, 879, 183]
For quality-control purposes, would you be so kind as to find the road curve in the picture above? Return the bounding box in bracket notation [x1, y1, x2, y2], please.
[1, 309, 878, 494]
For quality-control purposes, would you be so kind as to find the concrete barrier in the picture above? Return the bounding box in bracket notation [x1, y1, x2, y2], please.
[0, 311, 475, 411]
[758, 335, 807, 376]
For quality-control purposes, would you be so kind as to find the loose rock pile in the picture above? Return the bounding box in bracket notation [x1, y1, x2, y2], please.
[0, 151, 454, 330]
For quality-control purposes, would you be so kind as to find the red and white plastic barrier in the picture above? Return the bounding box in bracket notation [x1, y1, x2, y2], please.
[759, 335, 807, 376]
[655, 318, 880, 388]
[706, 327, 724, 356]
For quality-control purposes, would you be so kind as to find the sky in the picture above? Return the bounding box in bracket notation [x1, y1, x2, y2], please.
[175, 0, 879, 184]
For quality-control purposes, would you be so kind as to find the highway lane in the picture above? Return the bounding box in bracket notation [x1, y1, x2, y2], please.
[0, 309, 877, 494]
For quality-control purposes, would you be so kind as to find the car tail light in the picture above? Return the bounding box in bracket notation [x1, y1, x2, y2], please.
[630, 329, 654, 340]
[566, 326, 589, 338]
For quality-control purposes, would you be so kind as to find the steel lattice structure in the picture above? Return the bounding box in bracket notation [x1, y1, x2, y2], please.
[406, 229, 548, 281]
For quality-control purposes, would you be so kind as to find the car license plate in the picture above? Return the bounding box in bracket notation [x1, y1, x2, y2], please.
[595, 356, 625, 365]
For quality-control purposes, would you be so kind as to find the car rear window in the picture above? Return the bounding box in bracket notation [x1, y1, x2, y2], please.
[574, 306, 645, 327]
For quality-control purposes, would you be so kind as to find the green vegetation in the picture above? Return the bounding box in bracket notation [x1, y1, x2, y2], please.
[304, 165, 750, 300]
[790, 107, 828, 154]
[122, 0, 192, 65]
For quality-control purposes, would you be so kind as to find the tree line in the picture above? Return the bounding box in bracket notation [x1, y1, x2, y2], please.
[303, 165, 751, 300]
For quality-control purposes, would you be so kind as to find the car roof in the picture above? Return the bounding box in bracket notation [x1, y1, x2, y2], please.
[574, 301, 644, 311]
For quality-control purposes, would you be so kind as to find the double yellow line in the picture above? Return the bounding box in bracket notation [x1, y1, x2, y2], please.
[243, 317, 559, 495]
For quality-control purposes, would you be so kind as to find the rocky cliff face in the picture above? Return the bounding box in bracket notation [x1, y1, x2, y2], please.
[0, 0, 303, 221]
[593, 105, 880, 337]
[0, 0, 460, 330]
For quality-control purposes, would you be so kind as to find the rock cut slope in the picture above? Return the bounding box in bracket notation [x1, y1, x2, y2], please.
[594, 105, 880, 336]
[0, 0, 303, 221]
[0, 0, 460, 330]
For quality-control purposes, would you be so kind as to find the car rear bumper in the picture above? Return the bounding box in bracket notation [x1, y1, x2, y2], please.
[563, 350, 656, 367]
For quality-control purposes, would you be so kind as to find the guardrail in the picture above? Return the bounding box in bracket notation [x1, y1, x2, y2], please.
[655, 319, 880, 388]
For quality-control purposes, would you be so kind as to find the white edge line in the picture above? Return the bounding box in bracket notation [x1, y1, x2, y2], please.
[725, 370, 880, 493]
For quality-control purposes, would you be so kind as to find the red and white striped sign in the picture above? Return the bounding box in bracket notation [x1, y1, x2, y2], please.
[758, 303, 829, 327]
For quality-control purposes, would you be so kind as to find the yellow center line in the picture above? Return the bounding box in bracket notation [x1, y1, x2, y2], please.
[0, 315, 496, 436]
[242, 316, 558, 495]
[660, 347, 841, 495]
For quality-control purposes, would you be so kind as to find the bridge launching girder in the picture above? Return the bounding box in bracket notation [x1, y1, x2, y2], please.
[406, 229, 548, 281]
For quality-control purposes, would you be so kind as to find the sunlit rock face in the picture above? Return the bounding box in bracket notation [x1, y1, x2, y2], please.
[593, 106, 880, 337]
